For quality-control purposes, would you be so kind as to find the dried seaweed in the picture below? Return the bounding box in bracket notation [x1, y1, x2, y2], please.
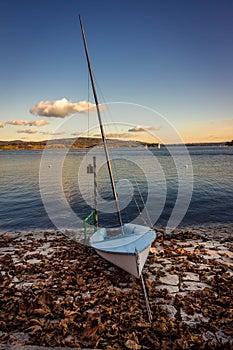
[0, 226, 232, 349]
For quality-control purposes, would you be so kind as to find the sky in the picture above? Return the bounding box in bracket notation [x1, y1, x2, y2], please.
[0, 0, 232, 144]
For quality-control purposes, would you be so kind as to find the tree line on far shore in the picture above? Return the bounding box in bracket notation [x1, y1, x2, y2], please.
[226, 140, 233, 146]
[0, 138, 232, 150]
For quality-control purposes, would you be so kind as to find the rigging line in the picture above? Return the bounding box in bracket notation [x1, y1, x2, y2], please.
[85, 73, 90, 207]
[88, 72, 90, 137]
[127, 178, 150, 227]
[133, 173, 153, 227]
[79, 15, 123, 230]
[92, 73, 118, 128]
[84, 54, 123, 197]
[79, 28, 122, 221]
[93, 88, 123, 186]
[91, 71, 123, 147]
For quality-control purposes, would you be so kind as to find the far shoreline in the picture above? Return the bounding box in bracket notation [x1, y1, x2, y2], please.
[0, 137, 232, 151]
[1, 222, 233, 236]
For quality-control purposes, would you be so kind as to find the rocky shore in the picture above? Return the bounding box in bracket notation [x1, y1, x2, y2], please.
[0, 225, 232, 349]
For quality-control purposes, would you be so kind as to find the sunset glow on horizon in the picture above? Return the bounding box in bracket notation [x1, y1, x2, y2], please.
[0, 1, 232, 144]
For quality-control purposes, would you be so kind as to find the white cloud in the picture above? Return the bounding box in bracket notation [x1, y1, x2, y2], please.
[17, 129, 38, 134]
[0, 121, 4, 128]
[7, 119, 49, 127]
[31, 120, 49, 126]
[7, 120, 29, 126]
[128, 125, 161, 132]
[30, 98, 104, 118]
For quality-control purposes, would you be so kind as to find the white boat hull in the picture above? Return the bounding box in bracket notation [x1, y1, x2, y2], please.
[90, 223, 156, 278]
[95, 244, 151, 278]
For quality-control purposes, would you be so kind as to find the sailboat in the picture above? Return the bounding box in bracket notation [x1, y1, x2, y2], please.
[79, 16, 156, 281]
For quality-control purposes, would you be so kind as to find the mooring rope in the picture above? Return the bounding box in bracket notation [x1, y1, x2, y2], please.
[140, 273, 153, 323]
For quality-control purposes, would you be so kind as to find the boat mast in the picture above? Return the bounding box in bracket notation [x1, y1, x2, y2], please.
[79, 15, 123, 229]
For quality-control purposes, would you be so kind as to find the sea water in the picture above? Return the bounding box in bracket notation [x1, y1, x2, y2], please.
[0, 146, 232, 232]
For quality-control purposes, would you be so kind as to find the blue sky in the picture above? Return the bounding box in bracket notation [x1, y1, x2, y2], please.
[0, 0, 232, 143]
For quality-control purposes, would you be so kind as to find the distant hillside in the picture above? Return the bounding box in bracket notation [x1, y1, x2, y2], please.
[185, 141, 231, 147]
[1, 138, 231, 150]
[0, 137, 148, 150]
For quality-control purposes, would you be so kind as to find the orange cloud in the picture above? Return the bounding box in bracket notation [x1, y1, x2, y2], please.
[17, 129, 38, 134]
[7, 119, 49, 126]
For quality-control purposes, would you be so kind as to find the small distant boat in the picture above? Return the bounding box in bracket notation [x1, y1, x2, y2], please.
[79, 16, 155, 320]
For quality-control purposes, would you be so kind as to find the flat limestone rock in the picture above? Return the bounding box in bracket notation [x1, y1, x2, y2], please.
[26, 258, 42, 264]
[197, 263, 211, 271]
[155, 285, 179, 294]
[180, 281, 209, 292]
[180, 310, 209, 326]
[183, 272, 200, 281]
[159, 273, 179, 286]
[162, 304, 177, 319]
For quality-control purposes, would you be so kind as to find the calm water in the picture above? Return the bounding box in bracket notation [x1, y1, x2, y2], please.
[0, 146, 232, 232]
